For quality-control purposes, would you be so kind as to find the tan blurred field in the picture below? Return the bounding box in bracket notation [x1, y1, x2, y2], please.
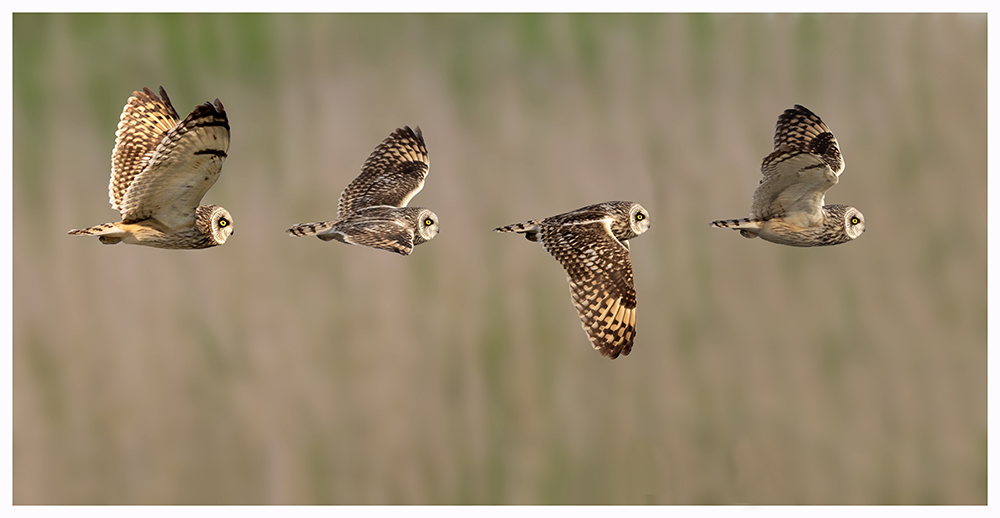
[12, 13, 986, 504]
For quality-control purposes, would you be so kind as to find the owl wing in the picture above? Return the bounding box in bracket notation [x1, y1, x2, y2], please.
[323, 218, 417, 256]
[337, 126, 429, 216]
[117, 95, 230, 229]
[749, 105, 845, 224]
[109, 87, 180, 212]
[538, 217, 637, 359]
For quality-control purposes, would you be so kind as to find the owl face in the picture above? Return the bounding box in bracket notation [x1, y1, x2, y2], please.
[196, 204, 235, 245]
[628, 203, 651, 236]
[414, 208, 440, 244]
[843, 206, 866, 240]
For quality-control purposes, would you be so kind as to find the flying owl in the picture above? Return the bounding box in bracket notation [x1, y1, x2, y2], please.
[710, 105, 865, 246]
[286, 126, 439, 256]
[68, 86, 234, 249]
[495, 201, 650, 359]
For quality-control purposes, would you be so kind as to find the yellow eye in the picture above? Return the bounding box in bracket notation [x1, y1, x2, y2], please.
[850, 217, 859, 225]
[425, 218, 433, 226]
[219, 218, 228, 227]
[636, 213, 644, 221]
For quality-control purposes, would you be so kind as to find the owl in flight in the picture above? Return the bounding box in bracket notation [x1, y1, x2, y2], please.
[68, 86, 233, 249]
[495, 201, 650, 359]
[711, 105, 865, 246]
[286, 126, 439, 256]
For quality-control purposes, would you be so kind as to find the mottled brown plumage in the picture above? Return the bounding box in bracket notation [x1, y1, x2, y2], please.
[287, 126, 439, 255]
[68, 86, 234, 249]
[711, 105, 865, 246]
[495, 201, 650, 359]
[337, 126, 429, 217]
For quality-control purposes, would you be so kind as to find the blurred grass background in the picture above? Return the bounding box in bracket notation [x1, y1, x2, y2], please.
[12, 13, 985, 504]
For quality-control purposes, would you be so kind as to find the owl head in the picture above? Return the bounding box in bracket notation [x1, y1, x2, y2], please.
[195, 204, 235, 246]
[627, 202, 651, 237]
[598, 201, 650, 242]
[413, 208, 440, 245]
[821, 204, 865, 244]
[842, 206, 866, 240]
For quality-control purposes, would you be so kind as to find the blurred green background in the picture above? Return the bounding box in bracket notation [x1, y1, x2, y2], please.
[13, 13, 986, 504]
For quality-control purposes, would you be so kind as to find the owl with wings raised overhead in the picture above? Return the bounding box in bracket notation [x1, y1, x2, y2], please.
[68, 86, 234, 249]
[711, 105, 865, 247]
[287, 126, 439, 256]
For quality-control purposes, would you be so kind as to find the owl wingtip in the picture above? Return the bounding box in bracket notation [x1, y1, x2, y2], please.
[603, 351, 619, 360]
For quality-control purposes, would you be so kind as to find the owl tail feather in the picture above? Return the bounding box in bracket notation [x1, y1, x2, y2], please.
[286, 221, 336, 238]
[494, 220, 542, 242]
[68, 222, 125, 244]
[710, 218, 762, 239]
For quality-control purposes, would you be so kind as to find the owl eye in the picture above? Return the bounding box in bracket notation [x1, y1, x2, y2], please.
[850, 217, 860, 225]
[219, 218, 229, 227]
[425, 218, 433, 226]
[636, 213, 645, 221]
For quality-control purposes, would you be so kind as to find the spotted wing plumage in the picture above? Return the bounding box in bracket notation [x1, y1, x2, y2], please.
[750, 105, 844, 223]
[320, 219, 417, 256]
[771, 105, 844, 173]
[538, 217, 637, 359]
[109, 87, 180, 212]
[117, 93, 230, 229]
[337, 126, 429, 216]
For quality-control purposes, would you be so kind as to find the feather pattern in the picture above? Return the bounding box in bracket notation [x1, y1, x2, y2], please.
[495, 201, 649, 359]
